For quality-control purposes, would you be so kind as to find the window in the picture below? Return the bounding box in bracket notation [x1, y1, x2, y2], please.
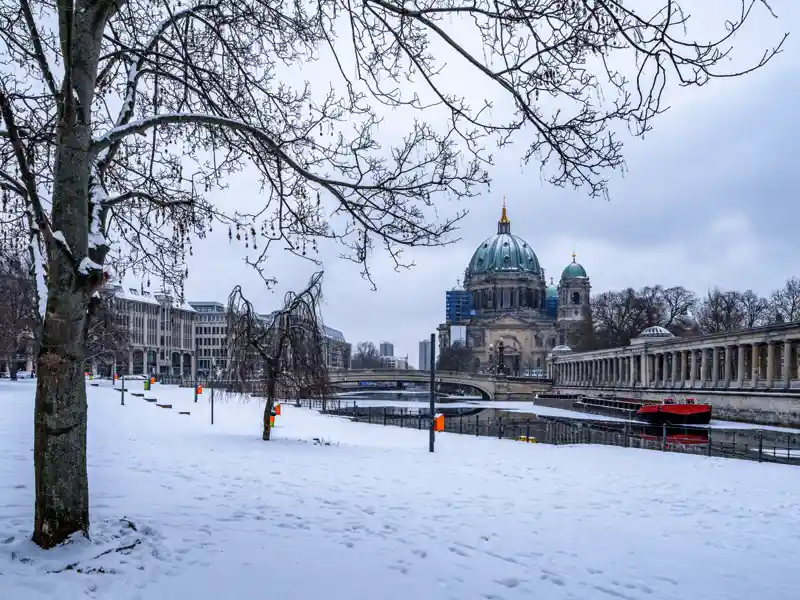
[571, 291, 581, 305]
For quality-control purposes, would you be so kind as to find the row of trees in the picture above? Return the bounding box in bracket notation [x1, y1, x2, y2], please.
[579, 278, 800, 351]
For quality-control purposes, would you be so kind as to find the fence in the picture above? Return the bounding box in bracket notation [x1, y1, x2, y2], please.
[292, 398, 799, 466]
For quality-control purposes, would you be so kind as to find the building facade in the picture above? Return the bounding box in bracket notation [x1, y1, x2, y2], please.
[445, 286, 472, 323]
[322, 326, 352, 371]
[418, 338, 432, 370]
[380, 355, 409, 369]
[107, 284, 196, 377]
[190, 301, 229, 377]
[379, 341, 395, 358]
[437, 204, 591, 376]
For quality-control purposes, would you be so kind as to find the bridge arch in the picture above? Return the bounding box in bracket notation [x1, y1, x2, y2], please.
[328, 369, 495, 400]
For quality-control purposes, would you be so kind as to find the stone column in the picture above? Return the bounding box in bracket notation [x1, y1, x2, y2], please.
[678, 351, 685, 387]
[723, 346, 732, 386]
[783, 340, 792, 388]
[689, 350, 697, 388]
[671, 351, 679, 386]
[699, 348, 708, 387]
[711, 347, 719, 388]
[766, 342, 775, 388]
[737, 345, 745, 385]
[751, 343, 760, 386]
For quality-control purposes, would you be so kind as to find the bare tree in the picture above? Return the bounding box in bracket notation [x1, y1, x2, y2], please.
[226, 271, 329, 440]
[591, 288, 647, 348]
[694, 288, 744, 334]
[769, 278, 800, 324]
[352, 341, 381, 368]
[738, 289, 771, 328]
[437, 340, 473, 372]
[0, 0, 783, 548]
[659, 286, 698, 332]
[85, 291, 131, 376]
[0, 250, 38, 377]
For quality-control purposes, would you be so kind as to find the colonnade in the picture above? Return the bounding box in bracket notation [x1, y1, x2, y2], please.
[553, 337, 800, 391]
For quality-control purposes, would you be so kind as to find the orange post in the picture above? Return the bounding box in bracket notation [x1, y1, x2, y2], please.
[150, 377, 155, 385]
[113, 374, 118, 382]
[196, 385, 203, 395]
[275, 403, 281, 416]
[434, 414, 445, 432]
[269, 415, 275, 428]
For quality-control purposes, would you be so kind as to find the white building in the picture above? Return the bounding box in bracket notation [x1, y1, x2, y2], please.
[189, 301, 229, 377]
[380, 355, 408, 370]
[107, 284, 196, 377]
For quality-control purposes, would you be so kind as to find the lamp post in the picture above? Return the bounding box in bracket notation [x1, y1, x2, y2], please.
[488, 343, 495, 375]
[498, 337, 506, 376]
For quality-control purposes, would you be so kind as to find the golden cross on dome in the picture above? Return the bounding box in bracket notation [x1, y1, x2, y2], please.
[572, 250, 577, 263]
[499, 197, 509, 224]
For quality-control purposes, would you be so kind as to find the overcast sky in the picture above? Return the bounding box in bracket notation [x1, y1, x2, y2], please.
[181, 1, 799, 364]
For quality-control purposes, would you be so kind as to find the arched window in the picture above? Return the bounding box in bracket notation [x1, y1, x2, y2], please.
[571, 291, 581, 305]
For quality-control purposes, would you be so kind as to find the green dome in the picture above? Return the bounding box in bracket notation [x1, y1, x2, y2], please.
[468, 233, 541, 276]
[561, 253, 588, 279]
[467, 204, 541, 276]
[546, 283, 558, 298]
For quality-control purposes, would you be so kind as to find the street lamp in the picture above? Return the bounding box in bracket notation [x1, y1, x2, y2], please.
[498, 337, 506, 376]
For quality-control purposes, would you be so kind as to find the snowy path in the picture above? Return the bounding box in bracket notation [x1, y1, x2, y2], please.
[1, 379, 799, 599]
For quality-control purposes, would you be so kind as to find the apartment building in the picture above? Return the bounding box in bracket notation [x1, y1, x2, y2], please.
[189, 301, 229, 377]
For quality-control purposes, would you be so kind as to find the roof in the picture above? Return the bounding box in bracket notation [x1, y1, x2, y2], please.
[561, 252, 588, 280]
[466, 206, 541, 277]
[323, 326, 346, 342]
[106, 284, 195, 312]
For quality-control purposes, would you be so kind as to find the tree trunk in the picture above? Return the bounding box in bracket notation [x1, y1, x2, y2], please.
[263, 374, 276, 440]
[32, 286, 90, 548]
[32, 118, 93, 549]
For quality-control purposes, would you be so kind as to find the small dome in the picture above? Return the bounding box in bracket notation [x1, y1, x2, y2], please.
[561, 252, 588, 280]
[545, 277, 558, 298]
[639, 326, 674, 338]
[552, 345, 572, 353]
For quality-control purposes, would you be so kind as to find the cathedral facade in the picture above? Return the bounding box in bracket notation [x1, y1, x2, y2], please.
[437, 205, 590, 376]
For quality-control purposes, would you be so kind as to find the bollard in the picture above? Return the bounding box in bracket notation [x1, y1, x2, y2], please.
[121, 375, 125, 406]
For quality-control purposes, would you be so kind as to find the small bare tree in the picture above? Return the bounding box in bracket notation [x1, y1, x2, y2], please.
[226, 272, 329, 440]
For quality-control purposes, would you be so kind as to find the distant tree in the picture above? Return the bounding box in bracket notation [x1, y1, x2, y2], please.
[226, 272, 329, 441]
[565, 317, 598, 352]
[694, 288, 743, 334]
[0, 251, 38, 378]
[738, 289, 771, 328]
[437, 341, 473, 373]
[591, 285, 698, 347]
[352, 341, 381, 369]
[659, 286, 699, 333]
[591, 288, 647, 349]
[85, 292, 131, 375]
[769, 278, 800, 324]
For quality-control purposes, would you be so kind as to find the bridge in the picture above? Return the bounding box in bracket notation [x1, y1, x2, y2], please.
[327, 369, 553, 400]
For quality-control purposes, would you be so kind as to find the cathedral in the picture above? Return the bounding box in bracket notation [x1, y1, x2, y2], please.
[437, 204, 590, 376]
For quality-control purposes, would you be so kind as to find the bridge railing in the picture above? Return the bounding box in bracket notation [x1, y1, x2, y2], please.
[331, 369, 553, 383]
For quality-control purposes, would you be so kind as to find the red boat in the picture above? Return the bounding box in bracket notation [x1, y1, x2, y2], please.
[636, 398, 712, 425]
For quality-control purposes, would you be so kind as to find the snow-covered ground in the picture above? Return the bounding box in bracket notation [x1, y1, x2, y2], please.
[1, 379, 799, 600]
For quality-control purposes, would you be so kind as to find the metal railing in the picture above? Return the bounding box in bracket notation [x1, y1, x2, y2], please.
[292, 398, 799, 466]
